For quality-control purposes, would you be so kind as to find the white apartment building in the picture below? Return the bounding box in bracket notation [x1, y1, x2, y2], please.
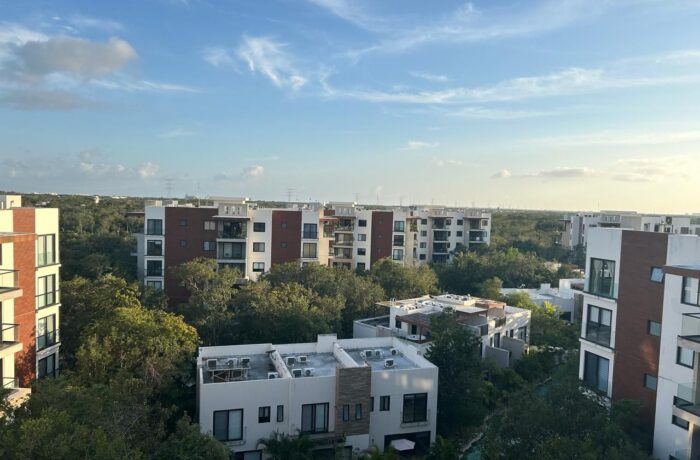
[354, 294, 531, 368]
[500, 278, 584, 323]
[0, 195, 60, 403]
[197, 334, 438, 458]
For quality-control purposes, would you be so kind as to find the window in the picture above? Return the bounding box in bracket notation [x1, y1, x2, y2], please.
[253, 262, 265, 273]
[253, 242, 265, 252]
[358, 220, 367, 227]
[683, 277, 700, 305]
[419, 242, 427, 248]
[258, 406, 270, 423]
[355, 403, 362, 420]
[179, 218, 188, 227]
[342, 404, 350, 421]
[219, 242, 245, 259]
[402, 393, 428, 423]
[146, 219, 163, 235]
[419, 254, 426, 260]
[281, 222, 288, 229]
[254, 222, 266, 232]
[583, 351, 609, 394]
[589, 258, 616, 297]
[180, 239, 188, 247]
[650, 266, 664, 283]
[146, 260, 163, 277]
[394, 221, 405, 232]
[392, 249, 404, 261]
[303, 223, 318, 239]
[357, 248, 366, 256]
[301, 403, 329, 434]
[356, 263, 366, 270]
[203, 241, 216, 251]
[280, 242, 288, 249]
[677, 346, 694, 368]
[38, 353, 56, 379]
[146, 280, 162, 290]
[357, 234, 367, 241]
[277, 405, 284, 422]
[446, 219, 452, 225]
[303, 243, 317, 258]
[37, 315, 57, 350]
[420, 231, 427, 237]
[213, 409, 243, 441]
[648, 320, 662, 337]
[644, 374, 658, 391]
[380, 396, 390, 411]
[393, 235, 404, 247]
[421, 219, 427, 225]
[204, 220, 216, 231]
[146, 240, 162, 256]
[220, 221, 246, 239]
[585, 305, 612, 347]
[36, 274, 57, 308]
[456, 231, 463, 237]
[517, 326, 527, 341]
[457, 219, 463, 226]
[673, 415, 689, 430]
[37, 234, 56, 266]
[370, 397, 374, 412]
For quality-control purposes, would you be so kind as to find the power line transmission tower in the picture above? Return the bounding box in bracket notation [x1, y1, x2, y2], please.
[165, 177, 175, 198]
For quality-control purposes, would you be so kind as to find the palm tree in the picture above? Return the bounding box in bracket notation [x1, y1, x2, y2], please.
[258, 431, 314, 460]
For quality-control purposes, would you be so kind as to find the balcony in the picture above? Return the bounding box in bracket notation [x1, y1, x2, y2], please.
[334, 238, 354, 247]
[334, 249, 353, 260]
[36, 290, 61, 309]
[37, 329, 59, 351]
[469, 230, 487, 242]
[303, 231, 318, 239]
[217, 228, 247, 239]
[335, 222, 355, 232]
[433, 231, 448, 242]
[146, 268, 163, 277]
[0, 323, 22, 357]
[679, 313, 700, 353]
[675, 383, 700, 423]
[432, 243, 449, 254]
[400, 409, 431, 428]
[432, 219, 447, 229]
[0, 269, 21, 301]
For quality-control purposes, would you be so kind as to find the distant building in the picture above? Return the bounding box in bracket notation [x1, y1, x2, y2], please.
[354, 293, 530, 368]
[0, 195, 61, 404]
[135, 198, 491, 304]
[559, 211, 700, 250]
[500, 279, 584, 322]
[197, 334, 438, 457]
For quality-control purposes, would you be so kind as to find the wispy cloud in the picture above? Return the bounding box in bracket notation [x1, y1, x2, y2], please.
[91, 78, 199, 93]
[492, 169, 512, 179]
[531, 128, 700, 147]
[493, 166, 596, 180]
[448, 106, 558, 120]
[0, 89, 99, 110]
[431, 157, 463, 167]
[236, 36, 308, 90]
[399, 140, 439, 151]
[242, 165, 265, 178]
[410, 71, 450, 83]
[65, 14, 124, 33]
[611, 155, 693, 182]
[304, 0, 390, 32]
[202, 47, 234, 67]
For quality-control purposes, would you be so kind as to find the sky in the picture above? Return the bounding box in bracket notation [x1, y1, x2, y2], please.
[1, 0, 700, 212]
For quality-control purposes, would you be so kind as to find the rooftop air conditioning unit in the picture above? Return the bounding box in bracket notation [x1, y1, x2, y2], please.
[363, 350, 373, 359]
[292, 369, 303, 378]
[286, 356, 296, 366]
[298, 355, 308, 364]
[240, 357, 251, 367]
[206, 359, 218, 369]
[384, 359, 395, 368]
[268, 372, 279, 379]
[227, 358, 237, 368]
[304, 368, 315, 376]
[374, 350, 383, 358]
[390, 348, 398, 356]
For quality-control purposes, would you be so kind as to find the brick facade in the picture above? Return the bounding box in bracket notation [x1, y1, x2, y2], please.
[334, 366, 372, 435]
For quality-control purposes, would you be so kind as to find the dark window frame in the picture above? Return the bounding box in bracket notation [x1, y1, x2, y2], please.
[672, 414, 690, 430]
[258, 406, 271, 423]
[342, 404, 350, 422]
[677, 346, 695, 369]
[213, 409, 244, 441]
[252, 262, 265, 273]
[276, 405, 284, 422]
[358, 219, 367, 227]
[300, 403, 329, 434]
[253, 242, 265, 252]
[355, 403, 362, 420]
[644, 373, 658, 391]
[588, 257, 616, 298]
[253, 222, 266, 232]
[402, 393, 428, 423]
[585, 304, 612, 347]
[146, 219, 163, 236]
[682, 276, 700, 306]
[146, 239, 163, 256]
[37, 353, 56, 379]
[583, 351, 609, 394]
[647, 320, 662, 337]
[380, 395, 390, 411]
[650, 266, 665, 283]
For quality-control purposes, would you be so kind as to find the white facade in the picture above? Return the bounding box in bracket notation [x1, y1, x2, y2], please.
[197, 334, 438, 457]
[500, 279, 584, 322]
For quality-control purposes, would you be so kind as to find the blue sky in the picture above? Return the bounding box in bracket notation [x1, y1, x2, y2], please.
[2, 0, 700, 212]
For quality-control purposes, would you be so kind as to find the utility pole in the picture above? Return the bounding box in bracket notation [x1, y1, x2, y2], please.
[287, 188, 294, 203]
[165, 177, 175, 198]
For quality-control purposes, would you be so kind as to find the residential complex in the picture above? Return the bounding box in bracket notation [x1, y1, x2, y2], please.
[197, 334, 437, 458]
[0, 195, 60, 403]
[576, 227, 700, 459]
[135, 198, 490, 303]
[559, 211, 700, 250]
[500, 278, 584, 322]
[354, 294, 530, 368]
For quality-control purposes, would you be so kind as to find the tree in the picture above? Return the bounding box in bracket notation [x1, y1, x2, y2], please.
[477, 276, 504, 300]
[154, 416, 230, 460]
[425, 312, 486, 434]
[258, 431, 314, 460]
[425, 435, 460, 460]
[370, 258, 439, 299]
[505, 294, 579, 350]
[173, 257, 240, 345]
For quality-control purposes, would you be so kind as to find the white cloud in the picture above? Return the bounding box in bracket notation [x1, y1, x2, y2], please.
[91, 78, 199, 93]
[138, 162, 159, 178]
[432, 157, 463, 167]
[492, 169, 512, 179]
[202, 47, 234, 67]
[236, 36, 308, 90]
[66, 15, 124, 32]
[611, 155, 692, 182]
[449, 106, 558, 120]
[242, 165, 265, 178]
[400, 140, 439, 150]
[410, 71, 450, 83]
[493, 166, 596, 180]
[304, 0, 389, 32]
[0, 89, 98, 110]
[532, 129, 700, 147]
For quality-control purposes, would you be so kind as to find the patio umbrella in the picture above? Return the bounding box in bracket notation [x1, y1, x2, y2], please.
[390, 439, 416, 451]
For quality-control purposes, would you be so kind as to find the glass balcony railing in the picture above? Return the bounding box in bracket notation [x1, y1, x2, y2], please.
[676, 383, 700, 417]
[2, 377, 18, 391]
[37, 329, 59, 350]
[681, 313, 700, 339]
[334, 238, 354, 246]
[1, 323, 19, 345]
[303, 231, 318, 239]
[36, 290, 60, 309]
[0, 269, 19, 292]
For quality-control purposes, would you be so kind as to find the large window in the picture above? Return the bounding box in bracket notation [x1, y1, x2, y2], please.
[220, 221, 247, 239]
[392, 249, 404, 261]
[253, 242, 265, 252]
[394, 221, 405, 232]
[146, 260, 162, 277]
[219, 242, 245, 259]
[683, 277, 700, 306]
[585, 305, 612, 346]
[677, 346, 694, 368]
[303, 223, 318, 239]
[258, 406, 270, 423]
[37, 315, 57, 350]
[357, 234, 367, 241]
[146, 240, 162, 256]
[213, 409, 243, 441]
[37, 234, 56, 266]
[393, 235, 404, 247]
[301, 403, 329, 434]
[589, 258, 616, 297]
[402, 393, 428, 423]
[146, 219, 163, 235]
[38, 353, 56, 379]
[303, 243, 317, 258]
[583, 351, 609, 394]
[253, 222, 266, 232]
[36, 274, 57, 308]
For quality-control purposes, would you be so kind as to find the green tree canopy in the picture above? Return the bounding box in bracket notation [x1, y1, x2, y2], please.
[370, 258, 439, 299]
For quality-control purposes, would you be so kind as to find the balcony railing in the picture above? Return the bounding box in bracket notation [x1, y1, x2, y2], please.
[1, 323, 19, 344]
[0, 269, 19, 292]
[146, 268, 163, 277]
[400, 409, 430, 427]
[303, 231, 319, 239]
[37, 329, 59, 351]
[217, 229, 247, 239]
[2, 377, 18, 391]
[335, 224, 355, 232]
[676, 382, 700, 417]
[334, 238, 354, 247]
[36, 290, 60, 309]
[433, 232, 448, 242]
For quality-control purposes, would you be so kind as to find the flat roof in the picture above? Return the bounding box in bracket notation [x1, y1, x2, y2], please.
[281, 352, 339, 378]
[202, 353, 274, 383]
[345, 347, 418, 371]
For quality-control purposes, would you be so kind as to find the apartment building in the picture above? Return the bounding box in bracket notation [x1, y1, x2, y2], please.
[500, 278, 584, 322]
[197, 334, 437, 458]
[136, 199, 490, 303]
[354, 294, 530, 368]
[559, 211, 700, 250]
[0, 195, 60, 403]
